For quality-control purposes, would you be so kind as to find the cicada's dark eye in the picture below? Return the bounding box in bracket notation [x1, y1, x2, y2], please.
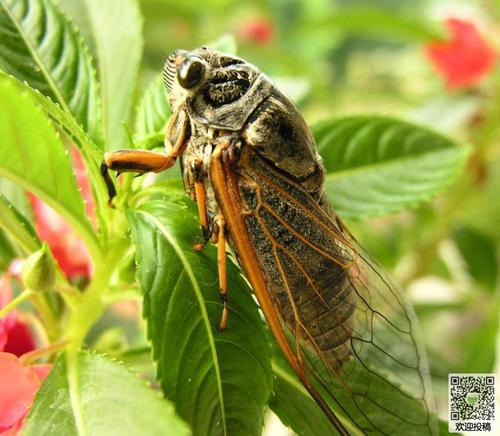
[177, 57, 206, 89]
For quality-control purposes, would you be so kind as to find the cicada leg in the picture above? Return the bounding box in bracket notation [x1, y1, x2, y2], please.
[213, 214, 228, 330]
[101, 108, 189, 205]
[191, 159, 211, 252]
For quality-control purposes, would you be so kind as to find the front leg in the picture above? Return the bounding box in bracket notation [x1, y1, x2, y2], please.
[101, 150, 176, 205]
[101, 108, 189, 204]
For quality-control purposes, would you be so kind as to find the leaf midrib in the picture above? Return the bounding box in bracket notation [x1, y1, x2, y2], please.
[325, 146, 468, 182]
[138, 210, 227, 436]
[1, 1, 72, 116]
[66, 351, 86, 436]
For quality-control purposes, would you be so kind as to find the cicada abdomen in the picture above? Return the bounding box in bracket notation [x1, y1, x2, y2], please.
[102, 47, 438, 435]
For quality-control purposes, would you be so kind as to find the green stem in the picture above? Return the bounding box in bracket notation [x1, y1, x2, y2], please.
[0, 289, 34, 318]
[31, 293, 61, 341]
[66, 237, 129, 348]
[20, 338, 68, 365]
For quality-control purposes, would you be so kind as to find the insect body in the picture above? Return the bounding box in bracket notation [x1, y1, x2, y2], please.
[102, 48, 437, 435]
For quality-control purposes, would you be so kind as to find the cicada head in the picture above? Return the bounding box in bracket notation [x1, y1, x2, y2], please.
[163, 47, 272, 130]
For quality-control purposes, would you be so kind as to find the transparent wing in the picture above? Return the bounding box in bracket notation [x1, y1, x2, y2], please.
[232, 148, 438, 435]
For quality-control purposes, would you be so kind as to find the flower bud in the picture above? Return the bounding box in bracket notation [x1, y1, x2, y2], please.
[22, 244, 56, 292]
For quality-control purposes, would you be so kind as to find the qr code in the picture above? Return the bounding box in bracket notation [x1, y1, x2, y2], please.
[449, 374, 496, 433]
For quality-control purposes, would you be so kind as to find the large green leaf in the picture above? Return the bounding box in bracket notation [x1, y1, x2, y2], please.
[0, 71, 102, 159]
[128, 195, 272, 436]
[313, 116, 471, 218]
[0, 72, 111, 216]
[66, 0, 143, 150]
[134, 74, 171, 149]
[0, 77, 100, 262]
[24, 352, 190, 436]
[0, 0, 103, 145]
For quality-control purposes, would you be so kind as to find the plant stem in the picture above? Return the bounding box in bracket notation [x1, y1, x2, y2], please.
[31, 293, 61, 341]
[66, 237, 129, 350]
[20, 338, 69, 365]
[0, 289, 34, 318]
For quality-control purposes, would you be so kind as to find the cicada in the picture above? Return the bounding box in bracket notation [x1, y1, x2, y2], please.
[102, 48, 437, 435]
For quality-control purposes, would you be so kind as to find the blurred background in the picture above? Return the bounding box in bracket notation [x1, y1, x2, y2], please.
[2, 0, 499, 433]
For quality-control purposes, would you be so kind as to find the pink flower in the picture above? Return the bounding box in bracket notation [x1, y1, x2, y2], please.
[0, 277, 35, 357]
[0, 352, 51, 435]
[29, 147, 94, 279]
[238, 17, 274, 45]
[425, 18, 496, 89]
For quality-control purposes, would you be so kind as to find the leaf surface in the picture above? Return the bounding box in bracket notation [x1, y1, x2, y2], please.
[314, 116, 470, 218]
[0, 77, 100, 262]
[134, 74, 171, 149]
[78, 0, 143, 150]
[128, 195, 272, 436]
[0, 0, 103, 145]
[24, 352, 190, 436]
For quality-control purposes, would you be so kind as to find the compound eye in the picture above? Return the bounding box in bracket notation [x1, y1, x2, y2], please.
[177, 57, 206, 89]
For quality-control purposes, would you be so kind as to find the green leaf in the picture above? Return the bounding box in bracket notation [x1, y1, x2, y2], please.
[73, 0, 143, 150]
[0, 194, 40, 255]
[0, 0, 103, 145]
[0, 77, 101, 262]
[128, 195, 272, 436]
[313, 116, 471, 219]
[134, 74, 171, 149]
[0, 177, 34, 221]
[0, 228, 17, 271]
[24, 352, 190, 436]
[0, 72, 102, 158]
[453, 227, 498, 291]
[270, 361, 339, 436]
[0, 72, 111, 216]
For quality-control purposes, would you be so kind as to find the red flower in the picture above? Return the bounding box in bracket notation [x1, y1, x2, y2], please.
[425, 18, 496, 89]
[0, 353, 51, 435]
[239, 17, 274, 45]
[0, 276, 35, 357]
[29, 148, 94, 279]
